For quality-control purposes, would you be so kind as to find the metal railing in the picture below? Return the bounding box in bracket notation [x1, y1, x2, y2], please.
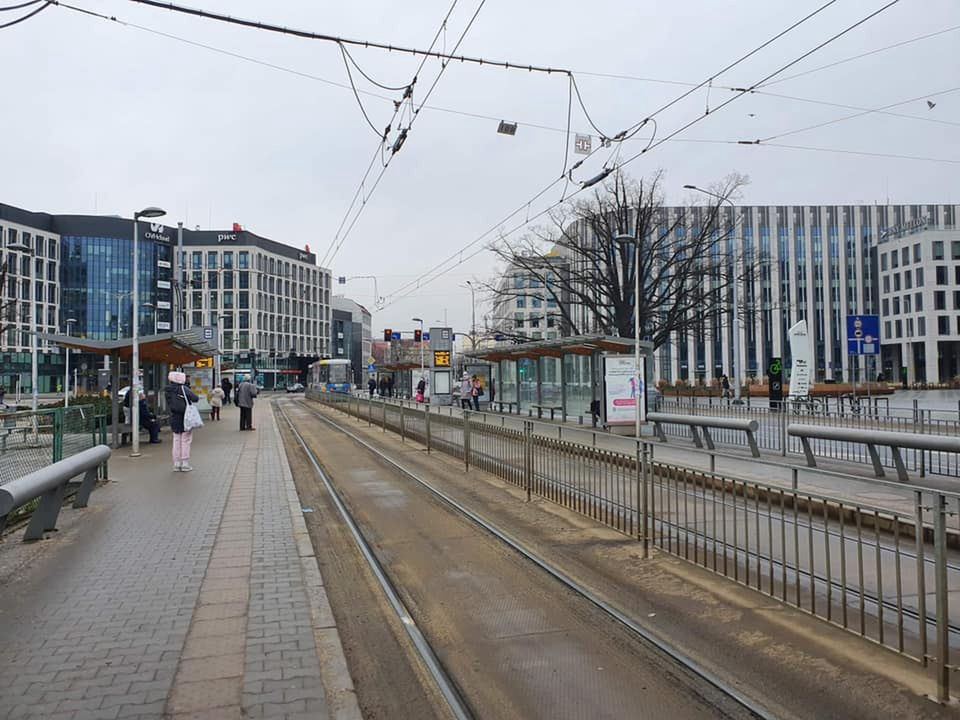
[653, 396, 960, 479]
[308, 390, 960, 702]
[0, 407, 109, 488]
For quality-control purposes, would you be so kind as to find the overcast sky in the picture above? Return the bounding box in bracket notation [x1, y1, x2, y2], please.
[2, 0, 957, 340]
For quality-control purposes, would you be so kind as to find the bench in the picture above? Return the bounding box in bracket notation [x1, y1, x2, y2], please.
[529, 403, 563, 420]
[493, 401, 517, 414]
[647, 411, 761, 458]
[116, 412, 169, 446]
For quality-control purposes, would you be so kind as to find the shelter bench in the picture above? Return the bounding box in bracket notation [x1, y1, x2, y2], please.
[493, 401, 517, 414]
[529, 403, 563, 420]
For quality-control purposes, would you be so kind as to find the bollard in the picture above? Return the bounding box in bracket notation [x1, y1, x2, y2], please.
[463, 411, 471, 471]
[709, 453, 716, 474]
[524, 421, 532, 503]
[425, 406, 431, 454]
[791, 466, 799, 491]
[399, 403, 405, 443]
[383, 399, 387, 432]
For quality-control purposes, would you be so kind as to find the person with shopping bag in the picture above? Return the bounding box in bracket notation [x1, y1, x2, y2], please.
[164, 370, 201, 472]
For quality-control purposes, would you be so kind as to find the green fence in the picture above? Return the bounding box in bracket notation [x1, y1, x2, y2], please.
[0, 406, 108, 487]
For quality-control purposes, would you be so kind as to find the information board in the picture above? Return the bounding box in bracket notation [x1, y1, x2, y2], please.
[604, 355, 646, 427]
[846, 314, 880, 356]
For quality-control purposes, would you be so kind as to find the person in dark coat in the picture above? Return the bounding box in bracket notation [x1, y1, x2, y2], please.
[125, 388, 161, 443]
[237, 376, 259, 431]
[164, 370, 199, 472]
[221, 377, 233, 405]
[368, 377, 377, 398]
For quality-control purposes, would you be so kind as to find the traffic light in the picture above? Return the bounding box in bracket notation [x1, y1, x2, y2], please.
[414, 328, 422, 342]
[383, 328, 392, 342]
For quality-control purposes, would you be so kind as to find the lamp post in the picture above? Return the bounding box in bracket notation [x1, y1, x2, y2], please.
[131, 206, 166, 458]
[613, 233, 642, 439]
[64, 318, 77, 407]
[684, 184, 744, 405]
[8, 242, 38, 412]
[412, 317, 425, 380]
[465, 281, 477, 352]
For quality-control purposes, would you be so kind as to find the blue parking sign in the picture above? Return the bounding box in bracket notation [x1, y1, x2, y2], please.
[846, 315, 880, 355]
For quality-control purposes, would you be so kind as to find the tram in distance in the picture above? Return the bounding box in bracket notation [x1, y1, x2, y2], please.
[309, 358, 353, 394]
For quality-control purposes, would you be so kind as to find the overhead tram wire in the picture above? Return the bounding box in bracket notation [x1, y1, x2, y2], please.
[0, 0, 48, 27]
[747, 85, 960, 144]
[379, 0, 906, 309]
[0, 0, 43, 11]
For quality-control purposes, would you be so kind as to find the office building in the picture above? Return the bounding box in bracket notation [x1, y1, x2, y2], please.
[331, 296, 372, 385]
[490, 248, 569, 341]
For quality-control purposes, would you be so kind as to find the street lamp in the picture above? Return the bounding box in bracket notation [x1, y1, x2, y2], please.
[64, 318, 77, 407]
[613, 233, 642, 440]
[8, 242, 38, 412]
[412, 317, 425, 380]
[465, 281, 477, 352]
[131, 205, 166, 459]
[684, 184, 744, 405]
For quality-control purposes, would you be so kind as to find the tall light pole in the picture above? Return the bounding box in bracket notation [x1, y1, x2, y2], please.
[613, 233, 642, 439]
[131, 206, 166, 458]
[464, 281, 477, 352]
[64, 318, 77, 407]
[8, 242, 38, 412]
[412, 317, 424, 380]
[684, 184, 744, 404]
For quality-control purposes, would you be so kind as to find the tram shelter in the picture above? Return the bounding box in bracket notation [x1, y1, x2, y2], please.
[39, 328, 219, 448]
[469, 335, 655, 422]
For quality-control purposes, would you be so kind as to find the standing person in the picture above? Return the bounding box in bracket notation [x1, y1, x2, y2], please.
[238, 375, 259, 431]
[0, 386, 6, 407]
[368, 376, 377, 398]
[221, 376, 233, 405]
[379, 376, 388, 398]
[720, 375, 731, 399]
[459, 373, 472, 409]
[489, 378, 496, 407]
[210, 385, 224, 421]
[471, 375, 482, 411]
[386, 375, 394, 398]
[165, 371, 199, 472]
[416, 376, 427, 404]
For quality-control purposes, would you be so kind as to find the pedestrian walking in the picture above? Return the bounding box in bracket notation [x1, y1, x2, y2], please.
[237, 375, 259, 431]
[221, 377, 233, 405]
[459, 373, 472, 409]
[165, 370, 200, 472]
[368, 377, 377, 398]
[379, 377, 388, 398]
[210, 385, 224, 421]
[471, 375, 482, 411]
[720, 375, 731, 399]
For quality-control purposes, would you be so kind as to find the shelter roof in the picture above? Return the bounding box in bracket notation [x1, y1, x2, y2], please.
[469, 334, 654, 362]
[38, 328, 219, 365]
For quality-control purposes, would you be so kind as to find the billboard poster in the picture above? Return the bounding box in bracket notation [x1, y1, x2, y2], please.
[187, 366, 214, 404]
[604, 354, 645, 426]
[788, 320, 813, 399]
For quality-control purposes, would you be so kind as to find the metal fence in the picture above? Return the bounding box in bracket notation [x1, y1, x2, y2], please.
[0, 406, 108, 487]
[654, 396, 960, 479]
[307, 390, 960, 701]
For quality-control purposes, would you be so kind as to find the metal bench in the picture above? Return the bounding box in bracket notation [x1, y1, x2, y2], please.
[529, 403, 563, 420]
[493, 401, 517, 414]
[788, 423, 960, 481]
[647, 411, 761, 458]
[0, 444, 111, 540]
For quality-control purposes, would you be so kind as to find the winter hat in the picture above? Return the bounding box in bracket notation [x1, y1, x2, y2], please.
[168, 370, 186, 384]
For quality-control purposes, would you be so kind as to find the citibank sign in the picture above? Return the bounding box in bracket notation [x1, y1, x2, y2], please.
[144, 222, 171, 243]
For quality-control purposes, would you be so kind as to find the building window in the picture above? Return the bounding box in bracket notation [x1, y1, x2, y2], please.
[207, 252, 218, 269]
[904, 295, 911, 314]
[224, 272, 234, 290]
[933, 241, 944, 260]
[239, 271, 249, 290]
[936, 266, 948, 285]
[192, 311, 203, 327]
[894, 273, 901, 291]
[208, 271, 218, 289]
[224, 291, 234, 309]
[532, 296, 542, 308]
[882, 298, 889, 316]
[223, 251, 234, 269]
[516, 296, 526, 309]
[907, 318, 914, 337]
[882, 275, 890, 293]
[954, 290, 960, 310]
[935, 291, 946, 310]
[905, 272, 912, 290]
[239, 251, 249, 269]
[917, 317, 925, 336]
[880, 253, 888, 271]
[916, 267, 924, 286]
[885, 320, 891, 338]
[239, 291, 249, 309]
[914, 243, 921, 262]
[901, 247, 909, 265]
[895, 320, 902, 338]
[938, 316, 950, 335]
[956, 266, 960, 285]
[192, 251, 202, 269]
[893, 297, 900, 314]
[891, 252, 899, 269]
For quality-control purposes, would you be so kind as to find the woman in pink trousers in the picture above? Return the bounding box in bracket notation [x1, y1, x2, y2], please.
[164, 371, 199, 472]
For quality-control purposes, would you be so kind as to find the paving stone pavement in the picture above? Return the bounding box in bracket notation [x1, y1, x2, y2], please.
[0, 399, 359, 720]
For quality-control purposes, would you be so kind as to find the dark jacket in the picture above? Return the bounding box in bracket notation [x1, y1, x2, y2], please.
[221, 378, 233, 394]
[165, 383, 199, 433]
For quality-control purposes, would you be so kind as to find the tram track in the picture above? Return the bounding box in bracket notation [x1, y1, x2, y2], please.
[278, 399, 774, 720]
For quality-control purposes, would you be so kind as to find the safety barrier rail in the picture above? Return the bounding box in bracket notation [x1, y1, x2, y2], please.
[788, 424, 960, 482]
[306, 390, 960, 703]
[647, 412, 761, 458]
[0, 445, 111, 541]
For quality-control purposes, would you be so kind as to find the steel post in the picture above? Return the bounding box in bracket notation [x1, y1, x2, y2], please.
[399, 402, 405, 443]
[425, 405, 431, 454]
[934, 493, 950, 702]
[463, 410, 470, 471]
[524, 421, 532, 502]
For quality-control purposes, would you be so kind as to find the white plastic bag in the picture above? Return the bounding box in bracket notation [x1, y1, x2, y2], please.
[182, 387, 204, 431]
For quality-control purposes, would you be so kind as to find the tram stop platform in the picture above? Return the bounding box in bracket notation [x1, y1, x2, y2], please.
[0, 399, 360, 720]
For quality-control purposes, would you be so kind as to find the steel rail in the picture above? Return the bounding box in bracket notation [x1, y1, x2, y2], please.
[290, 399, 776, 720]
[277, 403, 474, 720]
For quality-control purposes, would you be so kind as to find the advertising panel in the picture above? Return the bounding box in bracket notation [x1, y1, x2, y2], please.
[604, 354, 645, 426]
[788, 320, 813, 399]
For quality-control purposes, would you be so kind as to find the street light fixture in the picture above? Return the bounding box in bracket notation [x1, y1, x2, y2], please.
[612, 233, 642, 440]
[7, 242, 38, 412]
[64, 318, 77, 407]
[684, 184, 743, 404]
[131, 206, 166, 459]
[412, 317, 425, 380]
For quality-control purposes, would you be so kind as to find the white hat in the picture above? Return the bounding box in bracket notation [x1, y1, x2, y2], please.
[168, 370, 186, 384]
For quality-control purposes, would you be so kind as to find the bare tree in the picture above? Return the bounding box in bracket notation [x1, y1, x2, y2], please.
[485, 169, 748, 350]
